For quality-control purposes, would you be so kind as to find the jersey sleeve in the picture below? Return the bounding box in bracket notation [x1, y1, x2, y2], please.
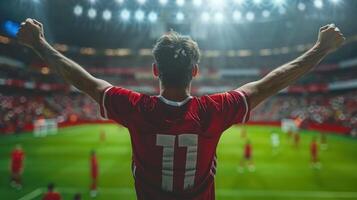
[207, 90, 250, 131]
[99, 86, 142, 127]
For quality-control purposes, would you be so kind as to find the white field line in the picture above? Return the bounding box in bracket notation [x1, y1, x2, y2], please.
[19, 187, 357, 199]
[18, 188, 43, 200]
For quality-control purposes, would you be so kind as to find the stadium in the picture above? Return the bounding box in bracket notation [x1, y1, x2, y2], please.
[0, 0, 356, 199]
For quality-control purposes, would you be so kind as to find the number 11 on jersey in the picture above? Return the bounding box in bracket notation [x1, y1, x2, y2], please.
[156, 134, 198, 191]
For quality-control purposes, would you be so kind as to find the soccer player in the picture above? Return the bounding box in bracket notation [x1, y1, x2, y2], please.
[10, 144, 25, 190]
[17, 19, 344, 199]
[310, 137, 321, 169]
[90, 150, 98, 198]
[239, 139, 255, 173]
[42, 183, 62, 200]
[270, 131, 280, 155]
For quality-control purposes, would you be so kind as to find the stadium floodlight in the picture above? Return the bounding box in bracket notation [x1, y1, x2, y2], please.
[297, 2, 306, 11]
[208, 0, 225, 10]
[148, 11, 158, 23]
[176, 12, 185, 22]
[137, 0, 146, 5]
[314, 0, 323, 9]
[253, 0, 263, 6]
[233, 10, 242, 21]
[158, 0, 168, 6]
[262, 10, 270, 18]
[115, 0, 125, 5]
[87, 8, 97, 19]
[246, 12, 255, 21]
[273, 0, 285, 7]
[135, 9, 145, 22]
[176, 0, 185, 7]
[330, 0, 342, 5]
[88, 0, 96, 4]
[73, 5, 83, 16]
[214, 12, 224, 23]
[233, 0, 245, 6]
[278, 7, 286, 15]
[120, 9, 130, 21]
[193, 0, 202, 7]
[102, 10, 112, 21]
[201, 12, 210, 23]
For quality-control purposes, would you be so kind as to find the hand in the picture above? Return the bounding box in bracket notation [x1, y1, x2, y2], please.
[16, 18, 45, 49]
[316, 23, 345, 54]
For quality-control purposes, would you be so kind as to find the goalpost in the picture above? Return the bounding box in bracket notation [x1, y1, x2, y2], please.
[33, 118, 58, 137]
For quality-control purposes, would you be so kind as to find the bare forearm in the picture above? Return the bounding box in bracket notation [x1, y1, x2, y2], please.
[34, 39, 98, 91]
[32, 39, 111, 102]
[242, 44, 329, 108]
[261, 44, 328, 93]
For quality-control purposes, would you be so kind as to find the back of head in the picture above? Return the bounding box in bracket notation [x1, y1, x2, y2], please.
[153, 31, 200, 88]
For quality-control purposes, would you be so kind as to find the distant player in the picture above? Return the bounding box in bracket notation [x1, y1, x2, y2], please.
[310, 137, 321, 169]
[270, 131, 280, 155]
[239, 140, 255, 172]
[90, 150, 98, 198]
[43, 183, 62, 200]
[17, 19, 344, 199]
[10, 144, 25, 190]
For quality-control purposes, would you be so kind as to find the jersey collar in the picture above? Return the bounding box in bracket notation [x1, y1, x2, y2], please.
[157, 95, 193, 107]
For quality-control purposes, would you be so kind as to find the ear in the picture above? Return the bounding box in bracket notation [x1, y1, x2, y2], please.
[192, 64, 199, 77]
[152, 63, 159, 77]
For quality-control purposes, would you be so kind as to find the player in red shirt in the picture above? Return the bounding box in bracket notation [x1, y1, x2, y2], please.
[42, 183, 62, 200]
[90, 150, 99, 198]
[17, 18, 344, 199]
[239, 140, 255, 173]
[310, 137, 321, 169]
[10, 144, 25, 190]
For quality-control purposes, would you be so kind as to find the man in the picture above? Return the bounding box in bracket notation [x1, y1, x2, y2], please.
[90, 150, 98, 198]
[239, 139, 255, 173]
[310, 137, 321, 169]
[10, 144, 25, 190]
[270, 131, 280, 155]
[43, 183, 62, 200]
[17, 18, 344, 199]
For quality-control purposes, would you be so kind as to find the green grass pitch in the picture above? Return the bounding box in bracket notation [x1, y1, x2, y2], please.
[1, 124, 357, 200]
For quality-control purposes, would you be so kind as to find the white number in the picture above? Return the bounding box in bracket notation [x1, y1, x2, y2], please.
[156, 134, 198, 191]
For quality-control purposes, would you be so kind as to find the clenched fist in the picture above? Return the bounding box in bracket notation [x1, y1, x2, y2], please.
[316, 23, 345, 54]
[16, 18, 45, 49]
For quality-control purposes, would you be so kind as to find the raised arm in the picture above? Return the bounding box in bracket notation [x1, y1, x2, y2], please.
[239, 24, 345, 109]
[16, 18, 111, 103]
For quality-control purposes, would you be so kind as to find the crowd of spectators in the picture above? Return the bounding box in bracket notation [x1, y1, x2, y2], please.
[252, 91, 357, 128]
[1, 91, 356, 134]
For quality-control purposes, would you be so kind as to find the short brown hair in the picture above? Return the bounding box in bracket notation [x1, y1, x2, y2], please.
[153, 31, 200, 87]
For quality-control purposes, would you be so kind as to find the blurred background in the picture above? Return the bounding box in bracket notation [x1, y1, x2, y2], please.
[0, 0, 356, 199]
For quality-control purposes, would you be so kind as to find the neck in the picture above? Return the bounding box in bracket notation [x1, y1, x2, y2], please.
[159, 83, 191, 102]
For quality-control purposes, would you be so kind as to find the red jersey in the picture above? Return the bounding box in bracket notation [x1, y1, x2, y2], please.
[91, 155, 98, 178]
[43, 192, 61, 200]
[244, 143, 252, 158]
[311, 141, 318, 155]
[100, 87, 250, 200]
[11, 149, 24, 172]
